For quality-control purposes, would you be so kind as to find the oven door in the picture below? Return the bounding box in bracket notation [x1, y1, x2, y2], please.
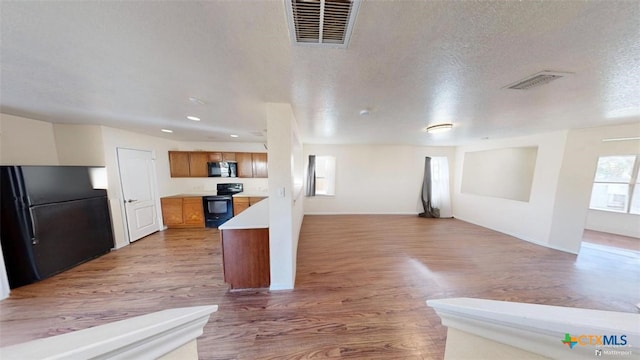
[203, 196, 233, 228]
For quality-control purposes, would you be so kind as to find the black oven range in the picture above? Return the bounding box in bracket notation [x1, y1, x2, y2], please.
[203, 183, 243, 228]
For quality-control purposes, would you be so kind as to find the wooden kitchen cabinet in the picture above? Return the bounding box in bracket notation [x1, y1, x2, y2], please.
[208, 152, 222, 162]
[233, 197, 250, 216]
[236, 152, 268, 178]
[252, 153, 268, 178]
[233, 196, 266, 216]
[236, 152, 254, 178]
[168, 151, 263, 178]
[160, 198, 184, 225]
[189, 152, 209, 177]
[161, 196, 205, 228]
[222, 152, 236, 161]
[168, 151, 209, 177]
[221, 228, 270, 290]
[183, 197, 205, 225]
[169, 152, 190, 177]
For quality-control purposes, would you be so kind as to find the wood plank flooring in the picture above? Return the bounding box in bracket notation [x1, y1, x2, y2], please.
[1, 215, 639, 359]
[582, 229, 639, 252]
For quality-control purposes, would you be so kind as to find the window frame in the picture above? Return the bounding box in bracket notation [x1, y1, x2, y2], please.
[313, 155, 336, 197]
[589, 155, 640, 214]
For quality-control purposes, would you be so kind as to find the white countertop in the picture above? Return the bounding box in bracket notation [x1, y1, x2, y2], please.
[219, 198, 269, 230]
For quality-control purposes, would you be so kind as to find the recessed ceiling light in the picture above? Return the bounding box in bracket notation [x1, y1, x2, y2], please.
[602, 137, 640, 142]
[230, 134, 239, 138]
[161, 129, 173, 133]
[359, 109, 370, 116]
[186, 116, 201, 121]
[425, 123, 453, 134]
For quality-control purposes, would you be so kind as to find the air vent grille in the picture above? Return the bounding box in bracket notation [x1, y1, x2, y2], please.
[505, 71, 572, 90]
[287, 0, 360, 48]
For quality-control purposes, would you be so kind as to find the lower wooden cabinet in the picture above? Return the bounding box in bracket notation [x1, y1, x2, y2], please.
[161, 196, 205, 228]
[220, 228, 270, 290]
[233, 196, 266, 216]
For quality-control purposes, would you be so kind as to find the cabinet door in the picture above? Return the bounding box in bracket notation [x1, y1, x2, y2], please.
[221, 228, 270, 290]
[252, 153, 268, 178]
[183, 197, 205, 226]
[169, 152, 190, 177]
[236, 153, 254, 178]
[233, 197, 250, 216]
[161, 198, 184, 225]
[222, 152, 236, 161]
[249, 197, 266, 206]
[208, 152, 222, 162]
[189, 152, 209, 177]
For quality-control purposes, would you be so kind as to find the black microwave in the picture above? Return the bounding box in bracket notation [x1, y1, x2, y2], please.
[208, 161, 237, 177]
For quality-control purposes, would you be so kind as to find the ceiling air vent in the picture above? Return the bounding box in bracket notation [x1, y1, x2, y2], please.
[504, 71, 572, 90]
[286, 0, 361, 48]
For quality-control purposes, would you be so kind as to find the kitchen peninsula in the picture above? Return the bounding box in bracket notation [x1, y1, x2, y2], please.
[218, 198, 270, 290]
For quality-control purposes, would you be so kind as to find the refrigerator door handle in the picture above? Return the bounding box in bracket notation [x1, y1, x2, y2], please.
[28, 209, 39, 245]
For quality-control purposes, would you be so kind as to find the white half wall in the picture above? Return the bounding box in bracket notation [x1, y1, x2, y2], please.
[267, 103, 303, 290]
[548, 122, 640, 251]
[453, 131, 567, 250]
[303, 144, 456, 215]
[0, 114, 59, 165]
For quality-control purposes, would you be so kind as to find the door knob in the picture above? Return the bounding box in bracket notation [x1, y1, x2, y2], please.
[126, 199, 138, 203]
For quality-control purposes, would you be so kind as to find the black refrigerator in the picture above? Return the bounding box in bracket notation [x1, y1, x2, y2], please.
[1, 166, 114, 288]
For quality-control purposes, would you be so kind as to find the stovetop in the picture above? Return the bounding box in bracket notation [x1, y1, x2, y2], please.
[217, 183, 243, 196]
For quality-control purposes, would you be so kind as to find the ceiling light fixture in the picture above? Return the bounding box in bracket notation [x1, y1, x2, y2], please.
[602, 137, 640, 142]
[186, 116, 201, 121]
[161, 129, 173, 133]
[230, 134, 239, 138]
[425, 123, 453, 134]
[359, 109, 370, 116]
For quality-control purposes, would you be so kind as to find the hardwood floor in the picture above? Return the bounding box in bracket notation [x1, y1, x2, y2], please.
[1, 215, 638, 359]
[582, 229, 639, 252]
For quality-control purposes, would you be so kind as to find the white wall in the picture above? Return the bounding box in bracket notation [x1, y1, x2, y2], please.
[303, 144, 456, 214]
[453, 131, 567, 250]
[0, 114, 59, 165]
[585, 211, 639, 238]
[461, 146, 538, 202]
[53, 124, 105, 165]
[548, 122, 640, 251]
[267, 103, 304, 290]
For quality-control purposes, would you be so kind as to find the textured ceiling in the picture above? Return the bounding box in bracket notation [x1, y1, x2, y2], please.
[1, 1, 639, 145]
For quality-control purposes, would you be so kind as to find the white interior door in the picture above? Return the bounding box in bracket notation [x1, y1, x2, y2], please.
[117, 148, 159, 242]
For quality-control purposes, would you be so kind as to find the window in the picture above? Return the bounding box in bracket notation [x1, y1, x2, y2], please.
[306, 155, 336, 196]
[314, 155, 336, 195]
[589, 155, 639, 213]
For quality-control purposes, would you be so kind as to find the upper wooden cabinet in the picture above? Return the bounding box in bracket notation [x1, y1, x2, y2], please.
[252, 153, 268, 178]
[169, 152, 190, 177]
[189, 152, 209, 177]
[208, 152, 222, 162]
[168, 151, 267, 178]
[236, 152, 254, 178]
[169, 151, 210, 177]
[236, 152, 268, 178]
